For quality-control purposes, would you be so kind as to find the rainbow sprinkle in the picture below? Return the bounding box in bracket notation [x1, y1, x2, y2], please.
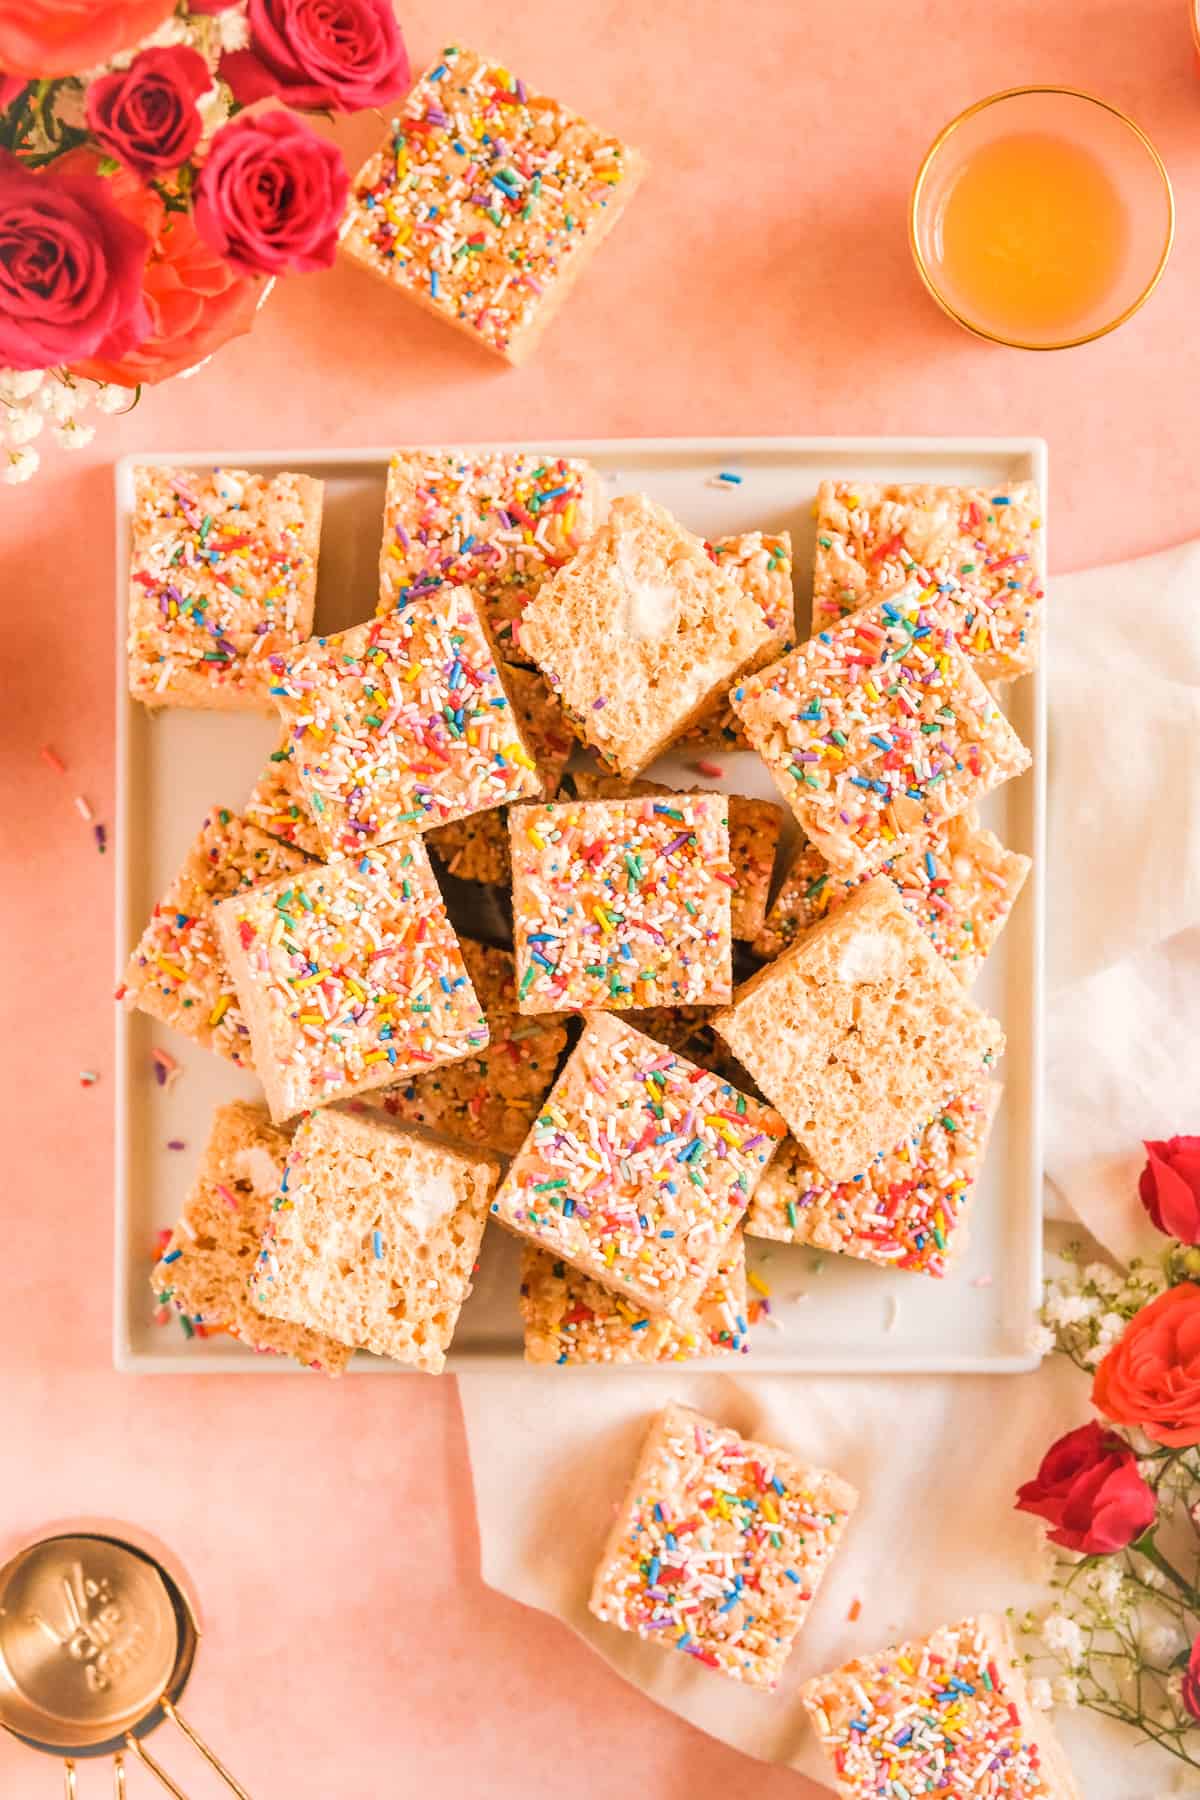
[377, 450, 604, 658]
[341, 46, 645, 362]
[812, 480, 1045, 682]
[730, 585, 1031, 878]
[491, 1012, 785, 1318]
[271, 593, 542, 858]
[127, 466, 320, 707]
[590, 1403, 857, 1688]
[801, 1614, 1063, 1796]
[510, 794, 735, 1013]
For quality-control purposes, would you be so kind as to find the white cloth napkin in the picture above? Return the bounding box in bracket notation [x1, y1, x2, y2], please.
[459, 540, 1200, 1798]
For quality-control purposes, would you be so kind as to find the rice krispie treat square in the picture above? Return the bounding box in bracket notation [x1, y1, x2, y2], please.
[360, 939, 569, 1156]
[572, 772, 784, 944]
[509, 793, 733, 1013]
[342, 46, 646, 365]
[128, 465, 321, 709]
[590, 1404, 858, 1688]
[745, 1083, 1000, 1276]
[151, 1101, 350, 1373]
[800, 1614, 1083, 1800]
[427, 663, 576, 885]
[243, 734, 326, 860]
[674, 531, 795, 750]
[753, 813, 1032, 985]
[730, 585, 1031, 878]
[212, 836, 488, 1122]
[713, 877, 1004, 1181]
[119, 806, 311, 1067]
[491, 1013, 784, 1317]
[521, 494, 780, 778]
[377, 449, 605, 659]
[250, 1107, 499, 1373]
[812, 480, 1044, 682]
[271, 594, 541, 859]
[520, 1235, 748, 1364]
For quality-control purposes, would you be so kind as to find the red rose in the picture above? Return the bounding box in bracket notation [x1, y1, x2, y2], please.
[66, 154, 264, 387]
[0, 71, 27, 109]
[194, 110, 348, 277]
[1139, 1136, 1200, 1244]
[85, 47, 210, 181]
[0, 0, 174, 79]
[1014, 1420, 1155, 1554]
[222, 0, 410, 112]
[0, 151, 150, 369]
[1183, 1638, 1200, 1722]
[1093, 1283, 1200, 1447]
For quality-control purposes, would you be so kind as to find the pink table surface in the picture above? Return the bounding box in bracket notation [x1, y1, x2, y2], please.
[2, 0, 1199, 1792]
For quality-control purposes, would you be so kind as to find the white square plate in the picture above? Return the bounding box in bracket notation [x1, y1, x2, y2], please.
[114, 437, 1046, 1374]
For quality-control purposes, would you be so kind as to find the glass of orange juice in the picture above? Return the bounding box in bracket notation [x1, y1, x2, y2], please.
[909, 87, 1174, 349]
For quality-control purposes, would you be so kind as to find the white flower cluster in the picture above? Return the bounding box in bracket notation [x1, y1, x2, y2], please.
[1040, 1247, 1169, 1368]
[1, 372, 135, 485]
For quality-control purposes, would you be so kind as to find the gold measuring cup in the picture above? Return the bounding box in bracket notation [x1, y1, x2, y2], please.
[0, 1527, 254, 1797]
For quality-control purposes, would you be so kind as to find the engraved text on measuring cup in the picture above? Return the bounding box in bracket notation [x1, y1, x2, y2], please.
[23, 1560, 149, 1691]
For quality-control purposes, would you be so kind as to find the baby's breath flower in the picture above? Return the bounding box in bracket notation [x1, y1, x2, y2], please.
[0, 368, 45, 403]
[93, 385, 137, 415]
[3, 445, 39, 484]
[1042, 1611, 1086, 1666]
[1027, 1675, 1053, 1710]
[4, 410, 43, 446]
[53, 419, 95, 451]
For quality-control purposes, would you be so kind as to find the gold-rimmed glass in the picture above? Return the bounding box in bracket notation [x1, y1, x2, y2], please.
[909, 86, 1174, 350]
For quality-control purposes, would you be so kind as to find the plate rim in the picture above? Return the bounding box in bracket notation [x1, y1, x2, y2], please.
[113, 434, 1047, 1376]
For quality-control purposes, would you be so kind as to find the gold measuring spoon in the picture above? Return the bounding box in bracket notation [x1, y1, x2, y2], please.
[0, 1530, 254, 1797]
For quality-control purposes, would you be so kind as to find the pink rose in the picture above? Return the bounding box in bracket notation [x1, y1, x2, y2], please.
[86, 46, 210, 180]
[1014, 1421, 1155, 1554]
[0, 150, 150, 369]
[194, 110, 348, 277]
[0, 0, 174, 79]
[1183, 1637, 1200, 1723]
[1139, 1136, 1200, 1244]
[223, 0, 410, 112]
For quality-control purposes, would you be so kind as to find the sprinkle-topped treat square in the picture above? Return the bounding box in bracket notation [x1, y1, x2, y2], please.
[800, 1614, 1083, 1800]
[590, 1404, 858, 1688]
[572, 772, 784, 945]
[341, 46, 646, 365]
[361, 939, 570, 1157]
[243, 734, 326, 860]
[674, 531, 795, 750]
[730, 585, 1031, 878]
[509, 793, 734, 1013]
[520, 1236, 748, 1364]
[713, 877, 1004, 1182]
[120, 806, 311, 1067]
[250, 1108, 500, 1373]
[490, 1013, 785, 1317]
[212, 836, 488, 1122]
[128, 465, 322, 710]
[521, 494, 780, 778]
[270, 592, 541, 858]
[812, 480, 1045, 682]
[427, 663, 576, 885]
[745, 1083, 1000, 1277]
[378, 449, 605, 660]
[151, 1101, 351, 1373]
[753, 813, 1031, 985]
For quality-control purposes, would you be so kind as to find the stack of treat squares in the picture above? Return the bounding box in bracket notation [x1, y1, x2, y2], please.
[126, 450, 1040, 1381]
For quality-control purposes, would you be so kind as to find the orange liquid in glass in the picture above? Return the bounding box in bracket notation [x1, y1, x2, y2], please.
[936, 131, 1129, 339]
